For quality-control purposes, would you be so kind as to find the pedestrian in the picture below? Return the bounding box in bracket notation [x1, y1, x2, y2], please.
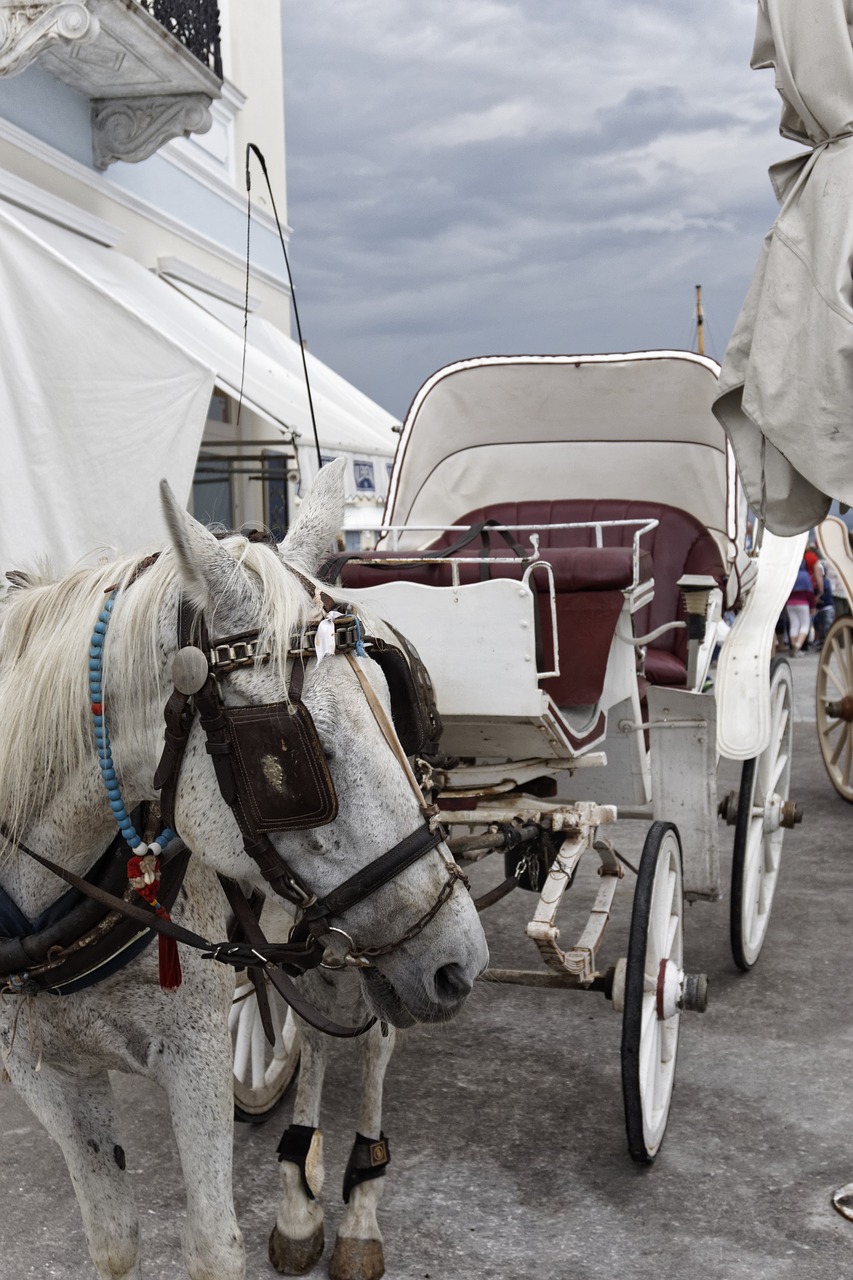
[773, 608, 790, 655]
[785, 556, 815, 655]
[815, 559, 836, 646]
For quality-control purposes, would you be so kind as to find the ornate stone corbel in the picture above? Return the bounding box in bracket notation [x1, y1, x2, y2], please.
[0, 2, 98, 76]
[91, 93, 212, 169]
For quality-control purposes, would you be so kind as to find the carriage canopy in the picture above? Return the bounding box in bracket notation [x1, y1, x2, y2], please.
[384, 352, 746, 576]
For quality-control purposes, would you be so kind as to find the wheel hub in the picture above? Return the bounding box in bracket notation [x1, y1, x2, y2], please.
[656, 959, 681, 1021]
[826, 696, 853, 723]
[762, 792, 803, 833]
[655, 958, 708, 1019]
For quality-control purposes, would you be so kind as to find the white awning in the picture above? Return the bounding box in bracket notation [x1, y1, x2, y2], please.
[0, 201, 214, 573]
[161, 277, 400, 459]
[5, 204, 329, 442]
[0, 200, 399, 572]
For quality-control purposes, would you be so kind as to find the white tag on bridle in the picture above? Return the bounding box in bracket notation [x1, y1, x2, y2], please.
[314, 610, 343, 663]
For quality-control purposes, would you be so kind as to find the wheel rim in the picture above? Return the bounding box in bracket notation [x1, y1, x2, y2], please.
[817, 616, 853, 803]
[622, 822, 683, 1162]
[733, 661, 793, 968]
[230, 976, 300, 1120]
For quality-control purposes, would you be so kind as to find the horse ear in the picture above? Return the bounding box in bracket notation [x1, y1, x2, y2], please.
[159, 480, 249, 616]
[279, 456, 347, 574]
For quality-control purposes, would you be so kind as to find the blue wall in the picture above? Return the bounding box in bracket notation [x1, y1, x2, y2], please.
[0, 65, 287, 284]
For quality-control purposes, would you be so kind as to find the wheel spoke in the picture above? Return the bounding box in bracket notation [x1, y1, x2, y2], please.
[639, 1001, 659, 1089]
[835, 727, 850, 783]
[770, 749, 789, 792]
[232, 1012, 251, 1084]
[650, 864, 677, 963]
[840, 627, 850, 686]
[831, 725, 848, 766]
[825, 660, 846, 696]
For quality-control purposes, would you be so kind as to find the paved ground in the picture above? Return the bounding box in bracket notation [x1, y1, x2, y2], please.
[3, 650, 853, 1279]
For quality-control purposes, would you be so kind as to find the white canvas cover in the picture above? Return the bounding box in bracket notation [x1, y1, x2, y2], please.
[714, 0, 853, 535]
[0, 203, 213, 574]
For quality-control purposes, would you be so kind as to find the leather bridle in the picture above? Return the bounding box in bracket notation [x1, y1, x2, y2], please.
[152, 580, 467, 983]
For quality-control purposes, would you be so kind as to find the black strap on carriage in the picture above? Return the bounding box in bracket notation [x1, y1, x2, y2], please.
[320, 518, 529, 586]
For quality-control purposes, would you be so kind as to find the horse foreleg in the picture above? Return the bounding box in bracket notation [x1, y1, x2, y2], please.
[269, 1024, 328, 1275]
[154, 1012, 245, 1280]
[330, 1022, 397, 1280]
[2, 1051, 140, 1280]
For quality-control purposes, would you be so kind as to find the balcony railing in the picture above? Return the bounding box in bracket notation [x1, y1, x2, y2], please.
[139, 0, 222, 79]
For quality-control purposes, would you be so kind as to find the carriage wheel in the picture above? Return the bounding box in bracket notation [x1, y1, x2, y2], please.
[730, 658, 794, 971]
[621, 821, 684, 1164]
[817, 615, 853, 803]
[230, 974, 301, 1124]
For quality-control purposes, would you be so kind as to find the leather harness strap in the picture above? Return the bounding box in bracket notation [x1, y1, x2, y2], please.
[343, 653, 434, 815]
[216, 876, 375, 1038]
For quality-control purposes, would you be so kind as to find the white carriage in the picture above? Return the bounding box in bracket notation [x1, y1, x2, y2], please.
[300, 350, 804, 1162]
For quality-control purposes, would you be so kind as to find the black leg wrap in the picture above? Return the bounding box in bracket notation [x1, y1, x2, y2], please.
[342, 1131, 391, 1204]
[276, 1123, 319, 1200]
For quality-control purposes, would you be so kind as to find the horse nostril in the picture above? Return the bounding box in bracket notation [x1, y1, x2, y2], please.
[433, 962, 474, 1005]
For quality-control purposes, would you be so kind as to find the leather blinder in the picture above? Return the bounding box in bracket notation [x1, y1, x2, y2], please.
[223, 700, 338, 832]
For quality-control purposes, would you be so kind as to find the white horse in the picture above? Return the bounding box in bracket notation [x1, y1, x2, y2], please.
[0, 457, 488, 1280]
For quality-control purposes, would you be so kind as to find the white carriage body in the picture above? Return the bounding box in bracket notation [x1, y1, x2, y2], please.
[339, 352, 792, 901]
[331, 353, 804, 1160]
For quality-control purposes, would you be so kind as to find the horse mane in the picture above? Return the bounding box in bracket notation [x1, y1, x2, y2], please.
[0, 536, 314, 840]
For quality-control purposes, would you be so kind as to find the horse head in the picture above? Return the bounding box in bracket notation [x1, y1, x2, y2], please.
[151, 458, 488, 1026]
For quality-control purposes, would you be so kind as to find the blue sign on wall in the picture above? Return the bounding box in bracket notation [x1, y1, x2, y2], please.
[354, 460, 375, 491]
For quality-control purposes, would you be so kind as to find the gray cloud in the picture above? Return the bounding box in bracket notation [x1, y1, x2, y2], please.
[280, 0, 791, 419]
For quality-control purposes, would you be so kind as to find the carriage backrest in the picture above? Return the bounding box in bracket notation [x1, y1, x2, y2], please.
[429, 498, 726, 663]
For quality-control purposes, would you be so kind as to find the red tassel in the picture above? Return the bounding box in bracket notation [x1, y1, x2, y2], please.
[127, 855, 182, 990]
[155, 908, 182, 990]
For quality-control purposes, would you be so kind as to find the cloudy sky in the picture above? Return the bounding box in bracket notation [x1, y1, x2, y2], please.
[279, 0, 792, 421]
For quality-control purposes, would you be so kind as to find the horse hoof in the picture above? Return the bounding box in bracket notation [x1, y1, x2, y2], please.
[329, 1236, 385, 1280]
[269, 1222, 325, 1275]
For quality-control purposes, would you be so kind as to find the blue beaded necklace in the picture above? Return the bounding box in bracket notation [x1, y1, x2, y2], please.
[89, 590, 174, 857]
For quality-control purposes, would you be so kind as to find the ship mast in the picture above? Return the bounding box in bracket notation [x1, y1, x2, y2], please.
[695, 284, 705, 356]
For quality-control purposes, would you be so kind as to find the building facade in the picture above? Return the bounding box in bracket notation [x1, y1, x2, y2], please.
[0, 0, 396, 570]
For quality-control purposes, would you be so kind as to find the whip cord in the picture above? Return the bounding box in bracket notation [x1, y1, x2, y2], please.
[243, 143, 323, 471]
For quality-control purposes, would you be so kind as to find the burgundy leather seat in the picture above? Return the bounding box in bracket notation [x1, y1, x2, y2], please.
[335, 499, 726, 702]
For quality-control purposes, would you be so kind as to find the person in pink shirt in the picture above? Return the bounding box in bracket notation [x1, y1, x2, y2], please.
[786, 556, 816, 655]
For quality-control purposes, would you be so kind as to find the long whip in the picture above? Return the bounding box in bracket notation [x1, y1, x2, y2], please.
[238, 143, 323, 471]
